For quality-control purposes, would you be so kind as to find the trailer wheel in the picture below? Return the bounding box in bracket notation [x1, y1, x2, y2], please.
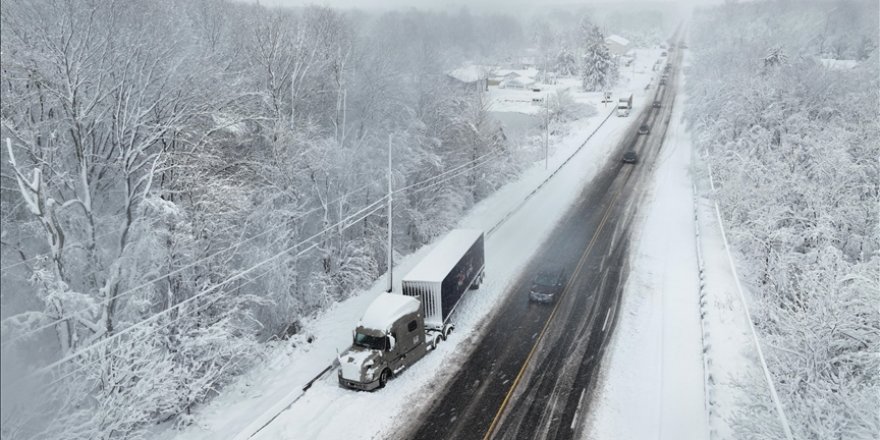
[442, 324, 454, 341]
[430, 334, 442, 350]
[470, 272, 484, 290]
[379, 369, 391, 388]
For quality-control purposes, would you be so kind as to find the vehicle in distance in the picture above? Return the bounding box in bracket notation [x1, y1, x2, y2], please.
[661, 51, 667, 56]
[337, 229, 485, 391]
[529, 267, 566, 303]
[659, 78, 667, 85]
[623, 151, 638, 164]
[617, 93, 633, 117]
[639, 124, 650, 135]
[652, 101, 661, 108]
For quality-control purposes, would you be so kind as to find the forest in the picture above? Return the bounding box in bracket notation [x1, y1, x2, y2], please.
[685, 1, 878, 439]
[0, 0, 533, 437]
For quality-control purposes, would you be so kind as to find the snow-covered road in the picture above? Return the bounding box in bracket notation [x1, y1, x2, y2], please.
[581, 66, 708, 439]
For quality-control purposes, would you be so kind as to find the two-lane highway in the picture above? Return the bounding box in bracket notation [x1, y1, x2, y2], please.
[398, 35, 686, 440]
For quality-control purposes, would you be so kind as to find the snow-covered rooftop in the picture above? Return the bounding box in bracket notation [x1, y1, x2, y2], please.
[403, 229, 483, 284]
[818, 58, 858, 70]
[359, 293, 420, 332]
[606, 34, 630, 46]
[448, 65, 488, 83]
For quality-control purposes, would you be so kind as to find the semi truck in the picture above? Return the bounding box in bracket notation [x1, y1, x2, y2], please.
[617, 93, 633, 117]
[338, 229, 485, 391]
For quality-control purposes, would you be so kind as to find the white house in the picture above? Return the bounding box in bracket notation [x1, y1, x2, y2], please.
[499, 76, 536, 89]
[605, 34, 631, 56]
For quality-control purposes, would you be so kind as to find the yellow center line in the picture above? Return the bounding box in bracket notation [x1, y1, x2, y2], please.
[481, 166, 633, 440]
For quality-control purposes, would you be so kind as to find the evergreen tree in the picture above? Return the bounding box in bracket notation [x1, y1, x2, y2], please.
[580, 25, 618, 91]
[555, 47, 578, 76]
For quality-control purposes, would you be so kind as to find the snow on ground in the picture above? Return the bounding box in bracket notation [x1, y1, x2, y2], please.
[692, 158, 769, 440]
[160, 49, 666, 440]
[583, 49, 767, 440]
[488, 48, 663, 116]
[581, 64, 708, 440]
[683, 46, 774, 440]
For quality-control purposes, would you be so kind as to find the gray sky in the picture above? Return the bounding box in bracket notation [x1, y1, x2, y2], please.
[259, 0, 689, 13]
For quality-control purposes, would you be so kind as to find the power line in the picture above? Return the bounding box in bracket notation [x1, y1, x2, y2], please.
[397, 150, 500, 198]
[3, 148, 506, 347]
[393, 148, 500, 195]
[1, 213, 128, 272]
[31, 197, 386, 376]
[44, 259, 279, 389]
[1, 186, 373, 348]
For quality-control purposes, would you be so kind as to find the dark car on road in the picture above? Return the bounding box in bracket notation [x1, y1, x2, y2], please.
[529, 268, 566, 303]
[652, 101, 661, 108]
[622, 151, 638, 164]
[638, 124, 650, 135]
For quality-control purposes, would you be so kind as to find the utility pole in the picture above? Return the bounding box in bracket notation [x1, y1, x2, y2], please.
[386, 134, 393, 293]
[545, 92, 550, 170]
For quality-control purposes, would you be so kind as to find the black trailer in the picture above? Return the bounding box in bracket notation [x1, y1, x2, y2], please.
[401, 229, 485, 330]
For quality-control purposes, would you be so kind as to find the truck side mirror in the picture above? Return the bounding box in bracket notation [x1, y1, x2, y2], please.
[386, 334, 396, 351]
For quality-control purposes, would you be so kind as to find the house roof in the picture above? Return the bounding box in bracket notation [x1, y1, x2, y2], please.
[448, 65, 489, 83]
[605, 34, 630, 46]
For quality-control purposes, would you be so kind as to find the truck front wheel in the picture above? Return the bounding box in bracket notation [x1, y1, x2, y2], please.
[442, 324, 454, 340]
[379, 369, 391, 388]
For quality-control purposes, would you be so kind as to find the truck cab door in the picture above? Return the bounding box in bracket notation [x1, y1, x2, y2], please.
[388, 333, 407, 373]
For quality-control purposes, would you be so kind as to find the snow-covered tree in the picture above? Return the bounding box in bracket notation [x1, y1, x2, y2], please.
[555, 47, 579, 76]
[580, 24, 618, 92]
[0, 1, 525, 437]
[686, 2, 879, 438]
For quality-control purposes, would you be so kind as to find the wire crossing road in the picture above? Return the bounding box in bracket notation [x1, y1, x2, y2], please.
[400, 34, 686, 440]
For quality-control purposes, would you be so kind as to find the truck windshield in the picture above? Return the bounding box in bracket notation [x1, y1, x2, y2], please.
[354, 332, 385, 350]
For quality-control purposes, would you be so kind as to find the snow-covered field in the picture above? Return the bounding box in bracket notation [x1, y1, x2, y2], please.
[159, 49, 665, 440]
[582, 51, 767, 440]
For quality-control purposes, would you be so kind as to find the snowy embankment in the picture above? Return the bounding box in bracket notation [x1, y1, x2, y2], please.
[583, 51, 768, 440]
[161, 51, 663, 440]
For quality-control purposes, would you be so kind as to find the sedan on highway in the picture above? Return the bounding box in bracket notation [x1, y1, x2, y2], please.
[652, 101, 662, 108]
[622, 151, 638, 164]
[529, 268, 566, 303]
[638, 124, 650, 135]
